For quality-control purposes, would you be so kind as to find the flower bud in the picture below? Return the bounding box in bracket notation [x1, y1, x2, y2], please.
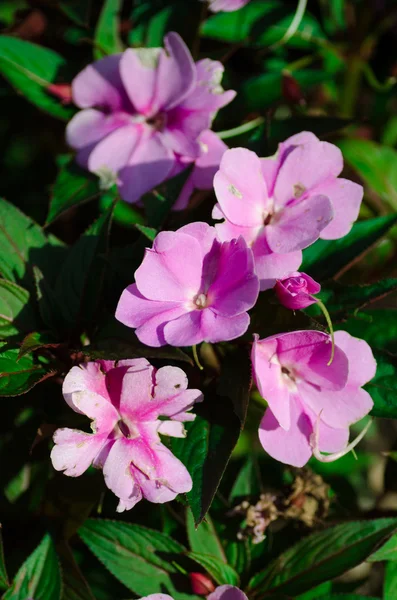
[274, 272, 320, 310]
[47, 83, 72, 104]
[190, 572, 216, 595]
[282, 71, 305, 106]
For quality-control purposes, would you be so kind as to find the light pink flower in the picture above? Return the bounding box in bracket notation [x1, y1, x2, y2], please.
[205, 0, 250, 12]
[213, 132, 363, 290]
[252, 330, 376, 467]
[66, 32, 235, 204]
[51, 359, 202, 511]
[274, 271, 320, 310]
[139, 586, 247, 600]
[115, 222, 259, 347]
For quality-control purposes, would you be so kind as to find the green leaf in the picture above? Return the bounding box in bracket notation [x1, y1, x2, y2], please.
[365, 351, 397, 419]
[58, 541, 95, 600]
[369, 531, 397, 561]
[0, 347, 51, 396]
[225, 540, 251, 576]
[79, 519, 191, 598]
[172, 347, 251, 525]
[187, 509, 226, 563]
[3, 533, 61, 600]
[202, 1, 325, 48]
[144, 166, 193, 228]
[18, 331, 60, 359]
[315, 596, 380, 600]
[99, 192, 145, 228]
[0, 36, 73, 120]
[338, 139, 397, 210]
[135, 224, 157, 241]
[55, 205, 114, 327]
[248, 518, 397, 596]
[89, 317, 192, 364]
[340, 310, 397, 354]
[229, 457, 260, 502]
[47, 156, 99, 225]
[0, 279, 37, 340]
[308, 279, 397, 321]
[301, 215, 397, 280]
[0, 527, 9, 590]
[33, 266, 64, 334]
[59, 0, 91, 26]
[296, 581, 332, 599]
[0, 198, 63, 291]
[187, 552, 239, 586]
[94, 0, 123, 60]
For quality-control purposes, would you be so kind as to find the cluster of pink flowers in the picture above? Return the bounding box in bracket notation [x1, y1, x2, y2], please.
[52, 30, 377, 514]
[140, 585, 247, 600]
[67, 32, 233, 206]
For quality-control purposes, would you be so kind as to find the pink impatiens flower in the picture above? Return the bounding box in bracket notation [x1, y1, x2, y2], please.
[140, 586, 247, 600]
[51, 359, 202, 511]
[213, 132, 363, 290]
[274, 271, 320, 310]
[252, 330, 376, 467]
[116, 222, 259, 347]
[66, 32, 235, 204]
[205, 0, 251, 12]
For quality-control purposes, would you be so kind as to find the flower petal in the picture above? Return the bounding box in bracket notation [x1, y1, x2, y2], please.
[317, 178, 363, 240]
[51, 429, 107, 477]
[334, 330, 377, 387]
[266, 194, 334, 253]
[214, 148, 269, 227]
[208, 585, 248, 600]
[87, 124, 141, 174]
[163, 310, 204, 346]
[258, 397, 313, 467]
[135, 231, 203, 302]
[103, 438, 142, 512]
[72, 54, 127, 111]
[201, 310, 250, 343]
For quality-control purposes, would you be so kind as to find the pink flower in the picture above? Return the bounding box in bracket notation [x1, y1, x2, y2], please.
[115, 222, 259, 347]
[51, 359, 202, 511]
[205, 0, 250, 12]
[139, 586, 247, 600]
[274, 272, 320, 310]
[213, 132, 363, 290]
[252, 330, 376, 467]
[66, 32, 235, 204]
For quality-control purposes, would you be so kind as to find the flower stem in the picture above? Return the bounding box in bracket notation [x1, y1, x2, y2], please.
[217, 117, 265, 140]
[192, 344, 204, 371]
[271, 0, 308, 48]
[311, 297, 335, 366]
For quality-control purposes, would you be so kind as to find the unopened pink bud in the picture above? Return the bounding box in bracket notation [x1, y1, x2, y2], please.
[274, 271, 320, 310]
[47, 83, 72, 104]
[190, 573, 216, 595]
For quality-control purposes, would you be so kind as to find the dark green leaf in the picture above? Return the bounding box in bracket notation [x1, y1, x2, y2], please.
[59, 0, 91, 26]
[0, 347, 52, 397]
[173, 347, 251, 524]
[248, 518, 397, 596]
[33, 266, 64, 334]
[308, 279, 397, 321]
[47, 156, 99, 226]
[186, 509, 226, 562]
[229, 457, 260, 502]
[0, 36, 73, 119]
[100, 193, 145, 228]
[144, 166, 193, 228]
[0, 198, 63, 291]
[369, 531, 397, 561]
[18, 331, 60, 359]
[225, 540, 251, 576]
[314, 596, 380, 600]
[365, 351, 397, 419]
[55, 205, 114, 327]
[135, 224, 157, 241]
[0, 527, 9, 590]
[89, 317, 192, 363]
[301, 215, 397, 280]
[94, 0, 123, 59]
[187, 552, 239, 586]
[79, 519, 191, 598]
[339, 310, 397, 354]
[338, 139, 397, 210]
[58, 541, 95, 600]
[3, 533, 61, 600]
[296, 581, 332, 599]
[0, 279, 37, 340]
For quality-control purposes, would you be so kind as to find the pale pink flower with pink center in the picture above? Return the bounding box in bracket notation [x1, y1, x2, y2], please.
[66, 32, 235, 204]
[274, 271, 320, 310]
[252, 330, 376, 467]
[115, 222, 259, 347]
[205, 0, 250, 12]
[140, 586, 247, 600]
[213, 132, 363, 290]
[51, 359, 202, 512]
